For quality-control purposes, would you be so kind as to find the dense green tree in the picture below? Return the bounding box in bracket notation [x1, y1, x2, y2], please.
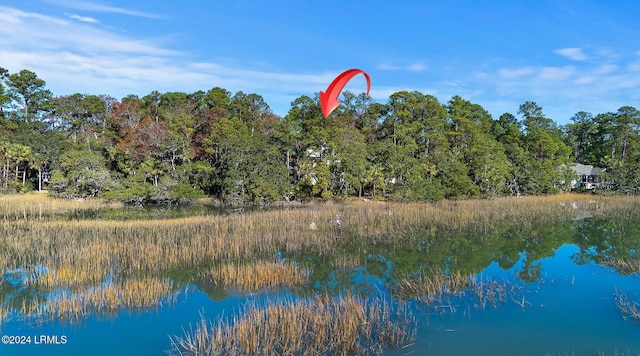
[51, 93, 107, 144]
[205, 116, 288, 204]
[376, 91, 448, 200]
[447, 96, 510, 196]
[50, 149, 114, 199]
[4, 66, 640, 201]
[0, 68, 10, 120]
[516, 102, 571, 194]
[565, 111, 597, 164]
[5, 69, 52, 123]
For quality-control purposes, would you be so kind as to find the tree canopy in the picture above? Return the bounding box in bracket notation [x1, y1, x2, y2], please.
[1, 66, 639, 203]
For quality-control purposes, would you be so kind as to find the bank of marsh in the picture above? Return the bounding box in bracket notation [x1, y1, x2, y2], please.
[1, 193, 640, 354]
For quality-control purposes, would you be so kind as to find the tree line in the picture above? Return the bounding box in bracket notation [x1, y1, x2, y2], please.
[1, 67, 639, 204]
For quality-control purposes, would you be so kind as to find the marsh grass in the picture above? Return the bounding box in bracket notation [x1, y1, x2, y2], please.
[0, 277, 7, 324]
[332, 255, 363, 269]
[391, 270, 527, 312]
[469, 275, 526, 309]
[0, 193, 637, 323]
[391, 269, 469, 304]
[169, 295, 416, 355]
[202, 260, 310, 292]
[603, 259, 640, 276]
[0, 193, 122, 221]
[614, 289, 640, 320]
[35, 277, 178, 321]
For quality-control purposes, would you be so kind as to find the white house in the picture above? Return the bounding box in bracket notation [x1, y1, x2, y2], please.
[570, 163, 606, 190]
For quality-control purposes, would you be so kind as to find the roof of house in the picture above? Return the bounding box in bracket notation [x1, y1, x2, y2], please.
[571, 163, 606, 176]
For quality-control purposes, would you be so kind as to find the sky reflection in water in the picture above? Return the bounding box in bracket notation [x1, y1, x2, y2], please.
[2, 217, 640, 355]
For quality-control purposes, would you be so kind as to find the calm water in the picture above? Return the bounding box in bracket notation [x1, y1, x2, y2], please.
[2, 215, 640, 355]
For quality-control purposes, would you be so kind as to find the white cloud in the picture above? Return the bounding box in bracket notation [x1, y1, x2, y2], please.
[0, 7, 68, 26]
[442, 80, 466, 87]
[3, 6, 640, 121]
[0, 6, 342, 115]
[376, 61, 427, 72]
[42, 0, 161, 19]
[593, 64, 617, 75]
[498, 67, 534, 78]
[539, 66, 575, 80]
[407, 62, 428, 72]
[555, 47, 588, 61]
[487, 56, 640, 122]
[370, 86, 438, 100]
[68, 14, 99, 23]
[574, 76, 597, 85]
[0, 6, 177, 57]
[376, 62, 399, 71]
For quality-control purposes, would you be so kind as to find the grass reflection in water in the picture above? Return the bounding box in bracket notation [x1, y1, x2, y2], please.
[1, 193, 640, 354]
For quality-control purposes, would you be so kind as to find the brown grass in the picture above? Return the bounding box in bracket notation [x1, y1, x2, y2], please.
[169, 295, 416, 355]
[202, 260, 310, 292]
[469, 275, 526, 309]
[603, 258, 640, 276]
[391, 269, 528, 312]
[0, 294, 7, 325]
[614, 289, 640, 320]
[391, 269, 469, 304]
[0, 193, 122, 221]
[0, 193, 638, 323]
[37, 277, 178, 321]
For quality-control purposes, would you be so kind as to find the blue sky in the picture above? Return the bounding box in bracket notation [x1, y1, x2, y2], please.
[1, 0, 640, 124]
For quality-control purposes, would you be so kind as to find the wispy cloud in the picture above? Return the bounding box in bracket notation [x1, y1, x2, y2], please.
[68, 14, 99, 23]
[0, 7, 68, 26]
[407, 62, 428, 72]
[3, 4, 640, 121]
[539, 66, 575, 80]
[376, 62, 400, 71]
[0, 6, 337, 115]
[498, 67, 534, 79]
[488, 52, 640, 120]
[43, 0, 161, 19]
[593, 64, 617, 75]
[555, 47, 588, 61]
[377, 61, 428, 72]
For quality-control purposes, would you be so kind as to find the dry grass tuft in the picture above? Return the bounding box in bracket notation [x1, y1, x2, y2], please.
[0, 193, 638, 323]
[170, 295, 416, 355]
[469, 275, 526, 309]
[614, 289, 640, 320]
[202, 260, 309, 292]
[391, 269, 469, 304]
[39, 277, 178, 321]
[0, 296, 8, 325]
[391, 270, 527, 311]
[603, 258, 640, 276]
[0, 193, 122, 221]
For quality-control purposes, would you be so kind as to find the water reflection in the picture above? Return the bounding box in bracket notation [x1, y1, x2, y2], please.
[2, 214, 640, 354]
[2, 216, 639, 319]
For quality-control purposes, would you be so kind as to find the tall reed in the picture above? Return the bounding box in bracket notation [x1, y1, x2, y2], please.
[202, 260, 309, 292]
[0, 193, 122, 221]
[1, 193, 638, 323]
[38, 277, 178, 321]
[390, 269, 469, 304]
[169, 295, 416, 355]
[614, 289, 640, 320]
[603, 258, 640, 276]
[391, 269, 527, 312]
